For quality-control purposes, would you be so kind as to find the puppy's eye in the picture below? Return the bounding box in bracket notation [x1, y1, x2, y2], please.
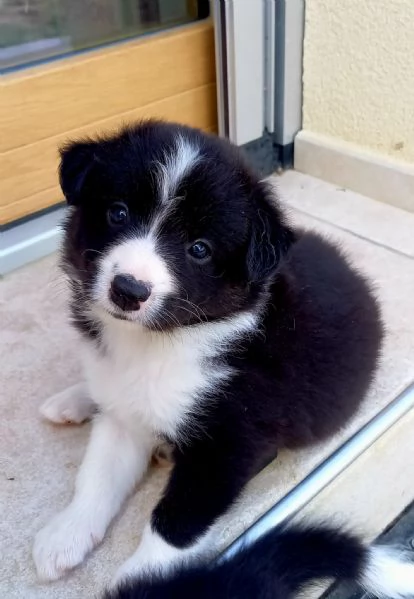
[188, 240, 212, 261]
[107, 202, 129, 227]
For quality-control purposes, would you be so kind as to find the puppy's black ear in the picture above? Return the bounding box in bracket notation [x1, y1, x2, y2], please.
[59, 140, 97, 205]
[247, 183, 295, 283]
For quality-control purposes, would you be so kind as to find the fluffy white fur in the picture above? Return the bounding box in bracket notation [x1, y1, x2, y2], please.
[156, 135, 200, 205]
[34, 308, 257, 581]
[86, 310, 257, 436]
[150, 137, 201, 239]
[361, 546, 414, 598]
[111, 522, 215, 588]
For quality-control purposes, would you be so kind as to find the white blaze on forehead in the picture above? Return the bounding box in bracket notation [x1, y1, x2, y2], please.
[93, 135, 200, 318]
[157, 134, 200, 204]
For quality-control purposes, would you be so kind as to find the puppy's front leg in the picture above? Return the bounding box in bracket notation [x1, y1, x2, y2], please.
[34, 414, 153, 581]
[113, 437, 253, 585]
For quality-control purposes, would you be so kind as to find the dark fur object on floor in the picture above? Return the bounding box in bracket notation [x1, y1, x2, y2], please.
[105, 522, 414, 598]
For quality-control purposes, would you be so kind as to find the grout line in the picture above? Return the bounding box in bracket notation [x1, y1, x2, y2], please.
[289, 205, 414, 260]
[219, 381, 414, 563]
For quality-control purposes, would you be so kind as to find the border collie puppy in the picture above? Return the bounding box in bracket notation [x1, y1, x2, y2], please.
[106, 522, 414, 599]
[33, 121, 383, 586]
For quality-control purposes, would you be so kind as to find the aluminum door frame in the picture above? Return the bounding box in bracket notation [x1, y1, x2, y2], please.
[213, 0, 304, 174]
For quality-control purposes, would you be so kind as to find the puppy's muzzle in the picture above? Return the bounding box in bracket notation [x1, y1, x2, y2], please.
[110, 274, 151, 311]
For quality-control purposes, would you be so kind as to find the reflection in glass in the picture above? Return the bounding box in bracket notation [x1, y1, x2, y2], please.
[0, 0, 210, 71]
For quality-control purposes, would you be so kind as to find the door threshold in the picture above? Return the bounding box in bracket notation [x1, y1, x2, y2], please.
[0, 208, 65, 275]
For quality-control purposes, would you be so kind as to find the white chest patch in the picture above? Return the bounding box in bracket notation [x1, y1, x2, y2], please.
[83, 312, 257, 440]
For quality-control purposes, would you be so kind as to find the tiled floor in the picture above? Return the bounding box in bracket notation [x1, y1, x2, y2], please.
[2, 171, 414, 598]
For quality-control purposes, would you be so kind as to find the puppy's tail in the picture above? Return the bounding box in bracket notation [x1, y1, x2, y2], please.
[106, 523, 414, 599]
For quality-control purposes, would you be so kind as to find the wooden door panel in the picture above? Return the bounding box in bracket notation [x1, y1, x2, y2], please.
[0, 21, 217, 225]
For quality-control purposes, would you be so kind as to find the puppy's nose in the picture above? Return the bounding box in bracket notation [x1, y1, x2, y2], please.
[110, 274, 151, 311]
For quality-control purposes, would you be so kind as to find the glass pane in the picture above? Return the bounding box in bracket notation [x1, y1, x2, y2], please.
[0, 0, 210, 72]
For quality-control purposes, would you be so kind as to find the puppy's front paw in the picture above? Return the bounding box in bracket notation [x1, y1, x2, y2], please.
[33, 507, 104, 581]
[111, 526, 182, 589]
[40, 385, 95, 425]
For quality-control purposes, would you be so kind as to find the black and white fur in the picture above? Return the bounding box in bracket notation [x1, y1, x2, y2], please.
[106, 522, 414, 599]
[33, 121, 383, 588]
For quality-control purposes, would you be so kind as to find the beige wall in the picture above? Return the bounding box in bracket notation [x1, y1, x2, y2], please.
[302, 0, 414, 164]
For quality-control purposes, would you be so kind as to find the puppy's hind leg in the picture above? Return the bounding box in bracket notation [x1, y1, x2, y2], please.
[40, 382, 96, 425]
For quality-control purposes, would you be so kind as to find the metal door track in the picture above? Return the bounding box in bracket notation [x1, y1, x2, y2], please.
[219, 382, 414, 562]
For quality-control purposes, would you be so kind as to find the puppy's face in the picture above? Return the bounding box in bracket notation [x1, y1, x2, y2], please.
[60, 121, 293, 331]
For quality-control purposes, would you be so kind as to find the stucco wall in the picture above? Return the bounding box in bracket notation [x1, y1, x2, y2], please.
[302, 0, 414, 164]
